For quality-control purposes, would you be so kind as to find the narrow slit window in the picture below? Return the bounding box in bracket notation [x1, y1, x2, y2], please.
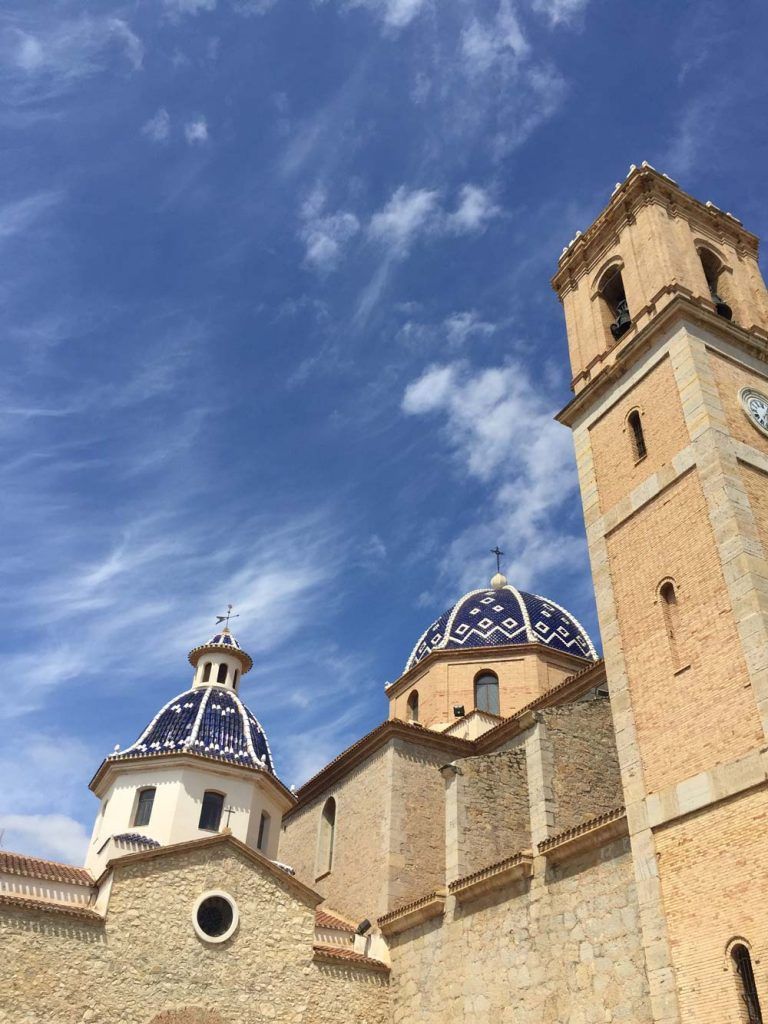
[232, 669, 239, 690]
[474, 672, 500, 716]
[407, 690, 419, 723]
[216, 663, 228, 684]
[199, 791, 224, 832]
[628, 410, 647, 461]
[133, 787, 155, 827]
[732, 943, 763, 1024]
[659, 580, 681, 669]
[317, 797, 336, 876]
[202, 662, 212, 683]
[257, 811, 270, 852]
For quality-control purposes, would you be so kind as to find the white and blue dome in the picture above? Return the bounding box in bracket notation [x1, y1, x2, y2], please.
[109, 685, 274, 774]
[405, 582, 598, 672]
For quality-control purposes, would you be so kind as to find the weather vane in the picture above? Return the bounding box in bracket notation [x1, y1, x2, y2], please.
[491, 546, 504, 573]
[215, 604, 239, 630]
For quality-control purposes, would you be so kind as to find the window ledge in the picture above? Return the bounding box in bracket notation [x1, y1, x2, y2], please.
[315, 870, 332, 882]
[633, 454, 647, 466]
[673, 663, 691, 677]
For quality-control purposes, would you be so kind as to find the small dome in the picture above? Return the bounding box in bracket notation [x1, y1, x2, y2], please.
[405, 584, 598, 672]
[109, 685, 274, 773]
[188, 628, 253, 673]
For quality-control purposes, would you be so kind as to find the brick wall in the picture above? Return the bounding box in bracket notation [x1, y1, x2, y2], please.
[709, 349, 768, 458]
[588, 355, 690, 514]
[605, 468, 762, 793]
[655, 786, 768, 1023]
[456, 747, 529, 876]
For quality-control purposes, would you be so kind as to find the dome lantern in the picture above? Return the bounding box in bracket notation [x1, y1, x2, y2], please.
[188, 623, 253, 690]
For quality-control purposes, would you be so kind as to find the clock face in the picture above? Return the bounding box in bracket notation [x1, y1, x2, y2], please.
[740, 387, 768, 437]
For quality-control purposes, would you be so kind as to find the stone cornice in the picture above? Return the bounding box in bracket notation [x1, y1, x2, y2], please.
[0, 891, 103, 923]
[283, 721, 476, 818]
[312, 943, 391, 973]
[551, 165, 758, 298]
[556, 294, 768, 428]
[537, 806, 627, 861]
[377, 889, 447, 936]
[449, 850, 533, 903]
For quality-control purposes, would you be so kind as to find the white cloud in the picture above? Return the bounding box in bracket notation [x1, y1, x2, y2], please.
[2, 16, 144, 82]
[0, 192, 61, 241]
[142, 107, 171, 142]
[299, 188, 360, 271]
[369, 186, 440, 254]
[462, 1, 529, 74]
[334, 0, 427, 29]
[402, 359, 584, 590]
[530, 0, 591, 26]
[445, 185, 500, 234]
[444, 310, 497, 345]
[184, 117, 209, 144]
[163, 0, 217, 14]
[0, 814, 91, 864]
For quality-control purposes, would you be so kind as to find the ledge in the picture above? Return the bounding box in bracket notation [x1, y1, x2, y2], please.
[449, 850, 533, 903]
[377, 889, 447, 936]
[312, 944, 390, 973]
[0, 891, 103, 922]
[537, 807, 627, 862]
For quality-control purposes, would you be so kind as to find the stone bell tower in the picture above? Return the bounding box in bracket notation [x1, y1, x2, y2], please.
[553, 164, 768, 1024]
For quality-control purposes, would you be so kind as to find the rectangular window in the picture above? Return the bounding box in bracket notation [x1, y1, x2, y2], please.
[133, 788, 155, 827]
[199, 791, 224, 832]
[257, 811, 269, 851]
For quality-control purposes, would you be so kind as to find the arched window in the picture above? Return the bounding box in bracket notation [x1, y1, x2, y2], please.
[216, 663, 228, 684]
[407, 690, 419, 723]
[133, 787, 155, 827]
[699, 247, 733, 321]
[317, 797, 336, 877]
[199, 791, 225, 832]
[731, 943, 763, 1023]
[627, 409, 647, 461]
[202, 661, 212, 683]
[232, 669, 239, 690]
[257, 811, 270, 852]
[599, 267, 632, 341]
[474, 672, 500, 716]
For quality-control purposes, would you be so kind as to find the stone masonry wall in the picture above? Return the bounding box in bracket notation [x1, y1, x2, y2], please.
[388, 740, 447, 911]
[457, 747, 529, 876]
[0, 842, 389, 1024]
[388, 837, 650, 1024]
[543, 700, 623, 832]
[279, 745, 393, 922]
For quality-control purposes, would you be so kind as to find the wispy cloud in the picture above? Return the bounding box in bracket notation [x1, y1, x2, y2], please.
[0, 191, 61, 240]
[299, 188, 360, 271]
[368, 186, 441, 254]
[330, 0, 428, 30]
[163, 0, 217, 15]
[402, 358, 585, 593]
[184, 116, 209, 144]
[142, 107, 171, 142]
[529, 0, 592, 27]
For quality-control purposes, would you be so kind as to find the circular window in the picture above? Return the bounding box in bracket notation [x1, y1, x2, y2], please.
[192, 891, 239, 944]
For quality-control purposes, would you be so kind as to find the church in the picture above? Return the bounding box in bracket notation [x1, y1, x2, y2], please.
[3, 164, 768, 1024]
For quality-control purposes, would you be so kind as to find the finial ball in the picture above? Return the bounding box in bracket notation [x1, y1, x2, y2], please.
[490, 572, 508, 590]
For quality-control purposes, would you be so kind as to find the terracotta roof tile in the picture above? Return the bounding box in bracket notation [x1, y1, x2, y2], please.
[312, 944, 390, 972]
[315, 908, 355, 932]
[0, 892, 102, 922]
[0, 851, 93, 887]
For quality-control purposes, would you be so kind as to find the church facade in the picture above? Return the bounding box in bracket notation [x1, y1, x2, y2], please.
[3, 164, 768, 1023]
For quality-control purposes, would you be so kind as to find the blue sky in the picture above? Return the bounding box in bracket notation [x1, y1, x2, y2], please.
[1, 0, 767, 863]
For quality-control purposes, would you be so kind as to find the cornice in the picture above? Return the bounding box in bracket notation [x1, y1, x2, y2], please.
[377, 888, 446, 936]
[537, 806, 627, 862]
[449, 850, 533, 903]
[556, 294, 768, 428]
[551, 165, 758, 298]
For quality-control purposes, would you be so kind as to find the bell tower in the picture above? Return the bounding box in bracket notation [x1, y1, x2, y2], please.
[554, 164, 768, 1024]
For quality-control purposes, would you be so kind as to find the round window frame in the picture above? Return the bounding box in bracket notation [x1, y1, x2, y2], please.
[191, 890, 239, 945]
[739, 387, 768, 439]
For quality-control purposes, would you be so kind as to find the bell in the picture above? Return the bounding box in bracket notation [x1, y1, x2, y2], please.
[610, 299, 632, 340]
[710, 287, 732, 321]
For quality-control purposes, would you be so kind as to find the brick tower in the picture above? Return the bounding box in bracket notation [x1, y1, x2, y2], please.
[553, 164, 768, 1023]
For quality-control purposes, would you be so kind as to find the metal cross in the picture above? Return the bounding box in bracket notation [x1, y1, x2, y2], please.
[491, 546, 504, 573]
[215, 604, 239, 629]
[223, 806, 236, 829]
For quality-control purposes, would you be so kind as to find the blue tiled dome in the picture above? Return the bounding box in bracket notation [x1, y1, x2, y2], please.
[405, 584, 598, 672]
[188, 628, 253, 673]
[110, 686, 274, 773]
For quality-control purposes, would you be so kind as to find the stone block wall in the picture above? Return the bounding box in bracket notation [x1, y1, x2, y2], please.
[0, 843, 389, 1024]
[388, 837, 650, 1024]
[455, 747, 529, 876]
[543, 699, 623, 832]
